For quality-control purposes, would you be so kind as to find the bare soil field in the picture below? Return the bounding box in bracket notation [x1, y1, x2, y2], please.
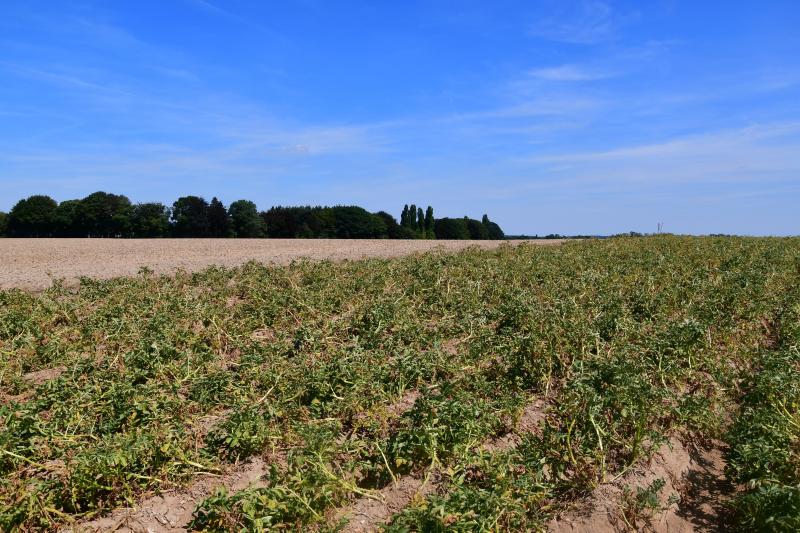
[0, 238, 560, 291]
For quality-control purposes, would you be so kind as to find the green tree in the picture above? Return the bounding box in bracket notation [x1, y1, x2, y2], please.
[207, 197, 232, 237]
[131, 203, 170, 237]
[424, 206, 434, 239]
[401, 205, 409, 227]
[7, 195, 58, 237]
[466, 217, 489, 239]
[330, 206, 387, 238]
[172, 196, 210, 237]
[0, 211, 7, 237]
[375, 211, 402, 238]
[408, 204, 418, 231]
[229, 200, 266, 238]
[53, 200, 81, 236]
[433, 217, 470, 240]
[74, 191, 133, 237]
[481, 214, 505, 239]
[417, 207, 425, 236]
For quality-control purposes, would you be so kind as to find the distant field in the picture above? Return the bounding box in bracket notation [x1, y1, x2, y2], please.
[0, 238, 561, 291]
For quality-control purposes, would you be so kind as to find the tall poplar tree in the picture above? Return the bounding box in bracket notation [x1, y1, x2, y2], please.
[425, 206, 434, 239]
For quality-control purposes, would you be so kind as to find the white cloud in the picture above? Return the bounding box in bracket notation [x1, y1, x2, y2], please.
[524, 122, 800, 185]
[529, 1, 626, 45]
[528, 64, 614, 81]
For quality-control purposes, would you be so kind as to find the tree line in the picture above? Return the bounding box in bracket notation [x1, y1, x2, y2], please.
[0, 192, 504, 240]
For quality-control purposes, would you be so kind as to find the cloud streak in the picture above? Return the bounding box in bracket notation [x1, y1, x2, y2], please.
[529, 1, 633, 44]
[527, 64, 615, 81]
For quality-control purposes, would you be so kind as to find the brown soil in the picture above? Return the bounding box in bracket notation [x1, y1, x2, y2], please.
[22, 365, 66, 385]
[547, 438, 735, 533]
[482, 398, 548, 453]
[67, 457, 272, 533]
[0, 238, 562, 291]
[334, 472, 442, 533]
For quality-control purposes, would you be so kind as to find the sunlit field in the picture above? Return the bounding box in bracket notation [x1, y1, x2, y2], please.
[1, 237, 799, 531]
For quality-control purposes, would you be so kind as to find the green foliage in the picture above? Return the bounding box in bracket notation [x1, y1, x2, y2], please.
[207, 197, 233, 238]
[130, 202, 171, 237]
[3, 191, 504, 240]
[433, 217, 470, 239]
[229, 200, 266, 238]
[261, 205, 389, 238]
[399, 203, 436, 238]
[732, 484, 800, 532]
[52, 199, 81, 236]
[7, 195, 58, 237]
[74, 191, 133, 237]
[465, 217, 489, 239]
[482, 214, 504, 239]
[172, 195, 211, 237]
[204, 406, 279, 461]
[727, 347, 800, 530]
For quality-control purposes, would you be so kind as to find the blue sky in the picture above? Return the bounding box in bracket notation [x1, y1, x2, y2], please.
[1, 1, 798, 235]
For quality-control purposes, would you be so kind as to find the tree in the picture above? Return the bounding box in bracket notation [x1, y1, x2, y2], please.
[207, 197, 232, 237]
[74, 192, 133, 237]
[433, 217, 470, 240]
[481, 214, 505, 239]
[375, 211, 401, 238]
[466, 217, 489, 239]
[0, 211, 7, 237]
[172, 196, 210, 237]
[401, 205, 409, 228]
[409, 204, 418, 231]
[8, 195, 58, 237]
[53, 200, 81, 236]
[262, 206, 311, 238]
[131, 203, 170, 237]
[424, 206, 434, 239]
[229, 200, 266, 238]
[330, 206, 387, 238]
[417, 207, 425, 236]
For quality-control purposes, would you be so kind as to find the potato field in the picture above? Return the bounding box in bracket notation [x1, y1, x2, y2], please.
[1, 237, 799, 531]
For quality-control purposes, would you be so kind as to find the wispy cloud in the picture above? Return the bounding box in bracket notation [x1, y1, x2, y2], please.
[529, 0, 635, 45]
[532, 123, 800, 164]
[527, 64, 614, 81]
[523, 123, 800, 187]
[181, 0, 285, 38]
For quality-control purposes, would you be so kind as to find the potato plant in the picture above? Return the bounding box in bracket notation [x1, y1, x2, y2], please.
[1, 236, 799, 531]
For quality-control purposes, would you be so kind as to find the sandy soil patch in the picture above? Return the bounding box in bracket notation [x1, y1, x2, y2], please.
[0, 238, 561, 291]
[67, 457, 272, 533]
[548, 438, 734, 533]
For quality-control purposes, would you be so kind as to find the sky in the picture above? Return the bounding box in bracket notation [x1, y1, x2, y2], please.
[1, 1, 799, 235]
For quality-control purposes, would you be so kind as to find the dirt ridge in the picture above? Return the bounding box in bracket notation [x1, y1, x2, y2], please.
[547, 438, 734, 533]
[66, 457, 270, 533]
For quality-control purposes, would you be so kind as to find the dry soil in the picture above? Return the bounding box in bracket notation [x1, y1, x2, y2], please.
[0, 238, 561, 291]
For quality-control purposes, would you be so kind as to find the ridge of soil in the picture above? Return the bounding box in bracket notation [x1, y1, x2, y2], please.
[65, 457, 270, 533]
[547, 437, 736, 533]
[333, 472, 442, 533]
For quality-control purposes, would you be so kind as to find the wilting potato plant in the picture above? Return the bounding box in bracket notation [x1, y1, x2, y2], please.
[1, 236, 798, 530]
